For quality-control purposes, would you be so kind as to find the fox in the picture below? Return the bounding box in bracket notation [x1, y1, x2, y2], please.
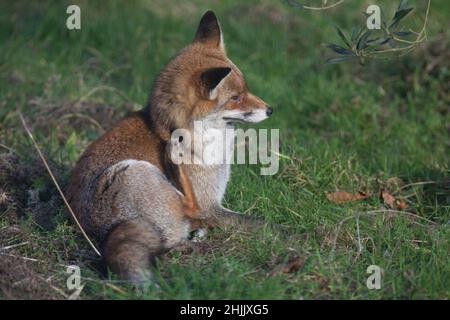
[66, 10, 273, 284]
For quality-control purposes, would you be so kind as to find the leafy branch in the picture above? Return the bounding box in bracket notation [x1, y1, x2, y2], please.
[325, 0, 431, 64]
[283, 0, 432, 64]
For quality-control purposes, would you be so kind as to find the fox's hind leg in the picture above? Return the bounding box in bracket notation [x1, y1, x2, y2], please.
[104, 218, 164, 285]
[97, 159, 193, 285]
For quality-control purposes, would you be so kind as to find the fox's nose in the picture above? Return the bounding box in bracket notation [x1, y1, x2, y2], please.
[266, 106, 273, 117]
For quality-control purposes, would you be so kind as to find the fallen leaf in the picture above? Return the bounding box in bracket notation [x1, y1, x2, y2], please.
[270, 256, 305, 276]
[381, 190, 396, 208]
[381, 190, 407, 209]
[395, 199, 408, 209]
[326, 191, 371, 204]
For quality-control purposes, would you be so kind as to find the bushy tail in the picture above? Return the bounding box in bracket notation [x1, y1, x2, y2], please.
[104, 218, 162, 284]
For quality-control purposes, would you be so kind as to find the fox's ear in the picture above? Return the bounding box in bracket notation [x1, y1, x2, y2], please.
[194, 10, 224, 50]
[200, 67, 232, 99]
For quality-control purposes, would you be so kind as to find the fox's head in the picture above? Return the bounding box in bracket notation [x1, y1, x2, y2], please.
[147, 10, 272, 140]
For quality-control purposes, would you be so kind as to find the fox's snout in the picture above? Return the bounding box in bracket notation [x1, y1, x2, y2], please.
[218, 91, 272, 124]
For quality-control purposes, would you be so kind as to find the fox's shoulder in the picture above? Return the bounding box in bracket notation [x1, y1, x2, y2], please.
[83, 111, 163, 164]
[89, 111, 153, 152]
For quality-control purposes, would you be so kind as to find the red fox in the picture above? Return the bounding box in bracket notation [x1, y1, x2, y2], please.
[67, 10, 272, 284]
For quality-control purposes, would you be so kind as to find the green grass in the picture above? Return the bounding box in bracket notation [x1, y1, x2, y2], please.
[0, 0, 449, 299]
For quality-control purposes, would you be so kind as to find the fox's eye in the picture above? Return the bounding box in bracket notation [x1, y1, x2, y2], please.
[231, 95, 241, 101]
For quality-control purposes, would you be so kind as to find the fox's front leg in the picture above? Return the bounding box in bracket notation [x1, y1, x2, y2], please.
[173, 163, 201, 219]
[191, 206, 293, 237]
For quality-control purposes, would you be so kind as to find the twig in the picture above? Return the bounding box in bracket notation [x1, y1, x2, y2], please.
[18, 112, 102, 257]
[304, 0, 345, 10]
[285, 0, 345, 11]
[397, 180, 441, 192]
[0, 143, 15, 153]
[104, 282, 128, 294]
[371, 0, 432, 56]
[0, 241, 29, 252]
[0, 252, 42, 263]
[355, 213, 363, 253]
[0, 252, 77, 268]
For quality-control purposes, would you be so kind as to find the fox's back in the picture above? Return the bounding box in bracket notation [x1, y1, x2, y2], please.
[66, 112, 167, 240]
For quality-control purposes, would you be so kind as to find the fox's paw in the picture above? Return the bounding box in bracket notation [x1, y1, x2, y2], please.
[190, 228, 208, 242]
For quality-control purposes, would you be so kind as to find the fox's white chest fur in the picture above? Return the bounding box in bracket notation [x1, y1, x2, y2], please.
[185, 163, 230, 209]
[184, 121, 235, 210]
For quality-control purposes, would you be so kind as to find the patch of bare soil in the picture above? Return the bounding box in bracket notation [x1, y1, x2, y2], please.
[0, 152, 64, 227]
[0, 254, 66, 300]
[0, 224, 67, 300]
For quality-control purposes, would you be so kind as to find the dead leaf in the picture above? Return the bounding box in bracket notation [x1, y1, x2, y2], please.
[381, 190, 408, 209]
[395, 199, 408, 209]
[381, 190, 396, 208]
[326, 191, 371, 204]
[270, 256, 305, 276]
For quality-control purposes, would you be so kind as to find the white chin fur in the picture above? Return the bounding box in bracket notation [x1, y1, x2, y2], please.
[219, 109, 268, 124]
[244, 109, 269, 123]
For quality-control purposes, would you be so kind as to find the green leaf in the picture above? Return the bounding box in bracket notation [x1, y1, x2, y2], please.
[388, 39, 398, 48]
[351, 27, 364, 43]
[379, 37, 391, 45]
[323, 43, 354, 55]
[390, 7, 413, 29]
[357, 29, 373, 50]
[326, 56, 357, 64]
[366, 37, 381, 46]
[366, 36, 391, 46]
[393, 31, 412, 37]
[335, 26, 352, 48]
